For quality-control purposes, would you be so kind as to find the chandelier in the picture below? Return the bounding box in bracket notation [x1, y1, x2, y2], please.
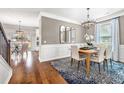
[82, 8, 95, 47]
[12, 21, 27, 41]
[81, 8, 96, 30]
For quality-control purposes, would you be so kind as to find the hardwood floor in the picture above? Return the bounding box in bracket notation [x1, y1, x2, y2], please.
[9, 51, 67, 84]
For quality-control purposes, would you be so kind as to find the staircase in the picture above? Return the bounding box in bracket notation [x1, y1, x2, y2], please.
[0, 22, 11, 64]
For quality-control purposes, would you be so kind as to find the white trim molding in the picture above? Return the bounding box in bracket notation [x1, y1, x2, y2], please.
[96, 9, 124, 22]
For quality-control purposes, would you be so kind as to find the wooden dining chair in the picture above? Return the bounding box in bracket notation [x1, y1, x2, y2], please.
[71, 45, 86, 70]
[90, 45, 106, 73]
[91, 44, 104, 57]
[11, 43, 22, 55]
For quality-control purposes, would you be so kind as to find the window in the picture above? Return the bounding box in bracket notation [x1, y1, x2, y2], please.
[96, 18, 120, 61]
[97, 21, 112, 47]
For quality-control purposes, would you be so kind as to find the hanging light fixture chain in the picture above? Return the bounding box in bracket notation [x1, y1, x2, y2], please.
[19, 20, 21, 32]
[87, 8, 90, 21]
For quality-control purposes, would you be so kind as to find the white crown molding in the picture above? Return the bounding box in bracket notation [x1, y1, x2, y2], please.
[39, 12, 81, 25]
[38, 9, 124, 24]
[96, 9, 124, 22]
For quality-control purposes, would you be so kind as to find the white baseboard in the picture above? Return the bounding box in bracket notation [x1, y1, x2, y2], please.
[39, 55, 70, 62]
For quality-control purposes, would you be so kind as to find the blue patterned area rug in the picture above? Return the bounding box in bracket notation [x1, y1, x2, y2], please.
[51, 58, 124, 84]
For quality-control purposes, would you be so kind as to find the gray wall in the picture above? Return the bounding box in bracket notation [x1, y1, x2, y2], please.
[41, 16, 84, 44]
[41, 16, 124, 45]
[119, 16, 124, 45]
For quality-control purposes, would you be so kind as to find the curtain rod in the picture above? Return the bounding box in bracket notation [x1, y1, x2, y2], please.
[96, 16, 120, 24]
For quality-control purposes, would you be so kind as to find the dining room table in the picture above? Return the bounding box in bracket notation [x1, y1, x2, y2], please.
[79, 49, 97, 79]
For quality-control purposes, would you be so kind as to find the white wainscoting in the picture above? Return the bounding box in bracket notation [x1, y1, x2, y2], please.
[39, 44, 124, 62]
[119, 45, 124, 62]
[39, 44, 84, 62]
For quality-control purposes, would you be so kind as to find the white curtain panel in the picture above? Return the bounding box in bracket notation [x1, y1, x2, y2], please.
[95, 24, 100, 43]
[111, 18, 120, 61]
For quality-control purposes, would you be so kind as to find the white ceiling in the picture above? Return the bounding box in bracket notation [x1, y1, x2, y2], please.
[0, 8, 123, 27]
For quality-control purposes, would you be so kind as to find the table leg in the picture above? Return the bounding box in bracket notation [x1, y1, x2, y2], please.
[85, 54, 90, 79]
